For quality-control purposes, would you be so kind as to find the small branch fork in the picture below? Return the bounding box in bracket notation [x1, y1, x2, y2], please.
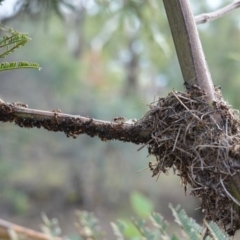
[0, 101, 151, 144]
[0, 218, 62, 240]
[195, 1, 240, 25]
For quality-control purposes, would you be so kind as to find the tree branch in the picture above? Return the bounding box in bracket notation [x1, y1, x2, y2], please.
[0, 218, 62, 240]
[162, 0, 215, 103]
[0, 101, 151, 144]
[196, 1, 240, 25]
[163, 0, 240, 234]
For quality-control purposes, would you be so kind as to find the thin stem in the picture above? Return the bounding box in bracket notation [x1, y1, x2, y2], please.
[0, 218, 62, 240]
[196, 1, 240, 25]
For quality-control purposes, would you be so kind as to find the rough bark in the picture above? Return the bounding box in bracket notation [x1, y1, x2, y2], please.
[0, 101, 151, 144]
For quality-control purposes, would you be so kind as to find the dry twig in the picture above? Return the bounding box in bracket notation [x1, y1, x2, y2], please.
[0, 218, 62, 240]
[196, 1, 240, 25]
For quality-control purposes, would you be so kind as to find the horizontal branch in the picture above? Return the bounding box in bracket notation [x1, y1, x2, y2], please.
[0, 218, 62, 240]
[0, 100, 151, 144]
[195, 1, 240, 25]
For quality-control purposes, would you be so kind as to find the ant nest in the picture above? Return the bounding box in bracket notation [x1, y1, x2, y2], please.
[141, 86, 240, 235]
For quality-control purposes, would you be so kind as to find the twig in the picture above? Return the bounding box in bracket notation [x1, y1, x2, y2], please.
[172, 126, 181, 152]
[0, 218, 62, 240]
[196, 1, 240, 25]
[220, 176, 240, 207]
[171, 91, 201, 121]
[175, 146, 193, 157]
[137, 138, 153, 151]
[0, 100, 151, 144]
[196, 145, 229, 149]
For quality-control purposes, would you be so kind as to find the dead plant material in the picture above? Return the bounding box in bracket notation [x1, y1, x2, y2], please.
[139, 86, 240, 235]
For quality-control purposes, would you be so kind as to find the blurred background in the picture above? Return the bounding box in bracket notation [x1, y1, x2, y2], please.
[0, 0, 240, 238]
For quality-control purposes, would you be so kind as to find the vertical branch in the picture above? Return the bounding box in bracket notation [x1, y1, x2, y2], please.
[163, 0, 240, 232]
[163, 0, 215, 103]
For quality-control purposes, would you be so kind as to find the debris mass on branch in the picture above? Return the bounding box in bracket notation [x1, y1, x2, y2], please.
[139, 86, 240, 235]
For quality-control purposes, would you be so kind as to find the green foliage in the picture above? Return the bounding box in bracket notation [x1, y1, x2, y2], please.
[130, 191, 154, 218]
[41, 213, 62, 238]
[170, 204, 202, 240]
[150, 212, 170, 238]
[0, 61, 40, 71]
[132, 217, 156, 240]
[2, 188, 29, 214]
[113, 219, 141, 239]
[75, 211, 106, 240]
[111, 221, 125, 239]
[39, 204, 230, 240]
[0, 26, 40, 70]
[204, 221, 229, 240]
[0, 27, 30, 58]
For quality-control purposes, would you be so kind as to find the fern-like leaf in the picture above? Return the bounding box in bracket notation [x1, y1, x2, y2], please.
[0, 26, 41, 72]
[40, 213, 62, 238]
[36, 206, 233, 240]
[0, 62, 41, 71]
[132, 217, 155, 240]
[204, 220, 229, 240]
[169, 204, 202, 240]
[150, 212, 168, 233]
[111, 221, 126, 240]
[75, 211, 106, 240]
[0, 27, 31, 58]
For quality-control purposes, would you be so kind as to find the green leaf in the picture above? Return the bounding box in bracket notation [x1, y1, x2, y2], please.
[150, 212, 169, 237]
[0, 27, 30, 58]
[132, 217, 155, 240]
[0, 61, 41, 71]
[130, 191, 154, 218]
[0, 26, 41, 72]
[111, 221, 126, 239]
[204, 220, 229, 240]
[75, 211, 106, 239]
[169, 204, 202, 240]
[119, 219, 141, 238]
[171, 234, 179, 240]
